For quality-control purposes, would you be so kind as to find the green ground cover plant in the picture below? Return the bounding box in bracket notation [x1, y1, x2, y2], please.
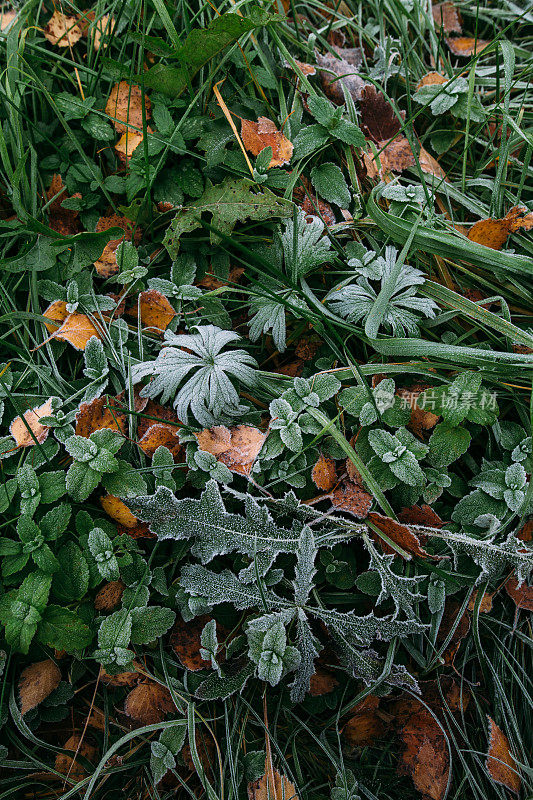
[0, 0, 531, 797]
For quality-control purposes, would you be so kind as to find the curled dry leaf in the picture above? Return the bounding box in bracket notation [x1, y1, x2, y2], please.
[94, 212, 140, 278]
[397, 386, 440, 439]
[446, 36, 491, 57]
[53, 313, 103, 351]
[19, 659, 61, 715]
[467, 206, 533, 251]
[94, 580, 125, 612]
[195, 425, 266, 476]
[124, 681, 174, 725]
[432, 2, 462, 34]
[311, 453, 337, 492]
[248, 764, 298, 800]
[329, 479, 373, 519]
[44, 11, 83, 47]
[105, 81, 151, 134]
[45, 174, 81, 236]
[392, 699, 450, 800]
[368, 511, 432, 559]
[343, 694, 388, 747]
[316, 47, 365, 104]
[126, 289, 176, 333]
[240, 117, 293, 168]
[486, 717, 521, 795]
[55, 734, 97, 782]
[170, 614, 227, 671]
[10, 398, 54, 447]
[75, 395, 127, 437]
[504, 574, 533, 611]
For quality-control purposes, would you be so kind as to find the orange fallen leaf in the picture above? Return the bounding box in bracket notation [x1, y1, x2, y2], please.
[44, 11, 83, 47]
[42, 300, 69, 333]
[343, 694, 387, 746]
[309, 668, 338, 696]
[311, 453, 337, 492]
[55, 734, 97, 782]
[100, 662, 142, 687]
[10, 399, 54, 447]
[468, 206, 533, 250]
[248, 764, 298, 800]
[467, 589, 494, 613]
[1, 9, 17, 30]
[75, 395, 127, 438]
[293, 179, 336, 225]
[124, 681, 175, 725]
[94, 580, 125, 612]
[398, 504, 444, 528]
[195, 425, 266, 476]
[19, 659, 61, 716]
[393, 701, 450, 800]
[105, 81, 151, 134]
[397, 385, 440, 439]
[504, 575, 533, 611]
[170, 614, 227, 672]
[486, 717, 521, 795]
[91, 13, 115, 50]
[330, 480, 373, 519]
[446, 36, 491, 57]
[368, 510, 432, 559]
[138, 423, 182, 459]
[416, 72, 448, 90]
[45, 174, 81, 236]
[53, 313, 102, 351]
[101, 495, 139, 529]
[115, 130, 144, 160]
[292, 59, 316, 76]
[419, 147, 448, 181]
[241, 117, 293, 168]
[432, 2, 462, 34]
[126, 289, 176, 332]
[94, 212, 140, 278]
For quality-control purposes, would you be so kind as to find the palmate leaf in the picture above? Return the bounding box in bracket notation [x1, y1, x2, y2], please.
[127, 480, 303, 575]
[132, 325, 258, 426]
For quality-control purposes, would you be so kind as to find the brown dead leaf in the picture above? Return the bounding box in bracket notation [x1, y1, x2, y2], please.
[170, 615, 227, 671]
[248, 765, 298, 800]
[419, 147, 448, 181]
[293, 182, 336, 225]
[55, 734, 97, 782]
[292, 59, 316, 76]
[94, 212, 140, 278]
[518, 519, 533, 541]
[295, 335, 322, 361]
[368, 511, 432, 558]
[10, 399, 53, 447]
[311, 453, 337, 491]
[467, 589, 494, 613]
[394, 704, 450, 800]
[417, 72, 448, 90]
[309, 668, 338, 696]
[75, 396, 126, 437]
[359, 84, 402, 143]
[44, 11, 82, 47]
[19, 659, 61, 715]
[397, 386, 440, 439]
[504, 575, 533, 611]
[90, 13, 115, 50]
[42, 300, 69, 334]
[94, 580, 125, 612]
[241, 117, 293, 168]
[432, 2, 462, 34]
[398, 504, 444, 528]
[317, 48, 365, 105]
[343, 694, 387, 747]
[138, 423, 182, 458]
[126, 289, 176, 332]
[363, 137, 416, 179]
[198, 265, 245, 290]
[53, 313, 102, 351]
[124, 681, 175, 725]
[486, 717, 521, 795]
[182, 730, 216, 777]
[45, 174, 81, 236]
[468, 206, 533, 250]
[100, 662, 142, 687]
[105, 81, 151, 134]
[330, 480, 373, 519]
[446, 36, 491, 57]
[195, 425, 266, 476]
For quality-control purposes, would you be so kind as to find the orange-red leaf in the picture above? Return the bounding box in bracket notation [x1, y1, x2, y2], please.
[75, 395, 127, 438]
[446, 36, 491, 56]
[330, 480, 373, 519]
[126, 289, 176, 332]
[312, 453, 337, 491]
[241, 117, 293, 168]
[486, 717, 521, 795]
[505, 575, 533, 611]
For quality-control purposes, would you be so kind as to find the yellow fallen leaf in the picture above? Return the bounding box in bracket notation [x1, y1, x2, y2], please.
[43, 11, 83, 47]
[10, 398, 54, 447]
[53, 313, 103, 351]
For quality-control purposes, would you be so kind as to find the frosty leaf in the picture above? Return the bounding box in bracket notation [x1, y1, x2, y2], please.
[363, 536, 424, 618]
[445, 531, 533, 587]
[293, 527, 317, 606]
[311, 605, 426, 645]
[127, 480, 302, 568]
[132, 325, 258, 426]
[180, 564, 274, 611]
[290, 609, 320, 702]
[279, 210, 333, 282]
